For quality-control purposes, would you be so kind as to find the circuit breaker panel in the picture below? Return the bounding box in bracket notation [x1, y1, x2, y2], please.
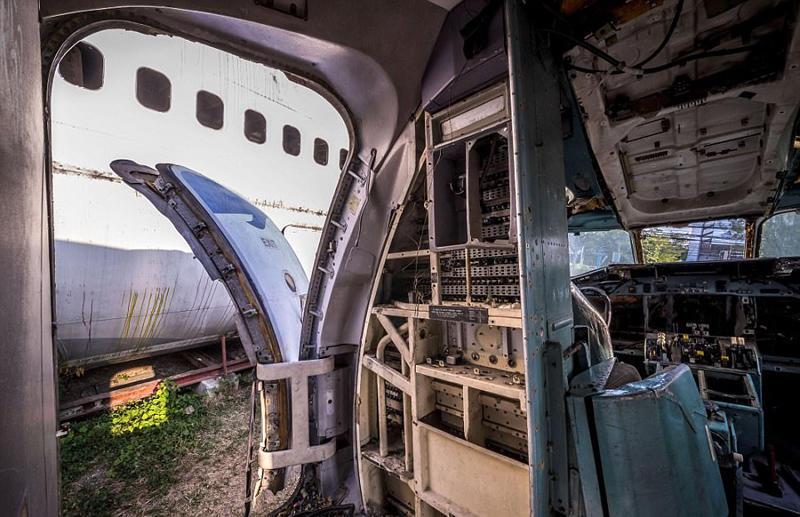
[425, 82, 519, 307]
[356, 82, 532, 517]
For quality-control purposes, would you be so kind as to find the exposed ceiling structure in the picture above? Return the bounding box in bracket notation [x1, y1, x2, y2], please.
[565, 0, 800, 228]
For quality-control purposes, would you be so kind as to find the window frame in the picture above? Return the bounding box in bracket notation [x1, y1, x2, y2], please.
[282, 124, 302, 156]
[196, 90, 224, 130]
[58, 41, 105, 91]
[135, 67, 171, 113]
[244, 109, 266, 144]
[638, 218, 747, 264]
[313, 138, 329, 166]
[757, 209, 800, 258]
[568, 228, 636, 276]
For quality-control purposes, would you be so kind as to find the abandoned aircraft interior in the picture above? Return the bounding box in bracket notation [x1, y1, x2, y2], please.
[2, 0, 800, 515]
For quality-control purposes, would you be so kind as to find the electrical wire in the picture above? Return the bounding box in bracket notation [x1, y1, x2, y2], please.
[538, 27, 624, 70]
[566, 42, 759, 76]
[633, 0, 685, 67]
[639, 44, 760, 74]
[554, 0, 759, 77]
[566, 61, 616, 74]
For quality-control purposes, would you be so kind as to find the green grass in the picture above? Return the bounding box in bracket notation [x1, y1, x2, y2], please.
[59, 381, 210, 516]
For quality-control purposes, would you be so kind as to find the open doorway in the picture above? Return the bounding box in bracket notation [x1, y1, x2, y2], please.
[51, 27, 349, 515]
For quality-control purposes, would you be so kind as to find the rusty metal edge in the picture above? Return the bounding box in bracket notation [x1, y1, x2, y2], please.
[59, 358, 252, 422]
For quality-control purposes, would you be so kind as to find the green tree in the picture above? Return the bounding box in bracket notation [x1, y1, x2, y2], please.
[641, 231, 688, 263]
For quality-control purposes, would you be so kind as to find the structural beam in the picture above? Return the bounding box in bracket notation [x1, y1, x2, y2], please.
[506, 1, 575, 514]
[375, 313, 412, 363]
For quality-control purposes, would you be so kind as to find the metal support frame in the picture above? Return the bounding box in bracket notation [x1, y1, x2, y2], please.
[59, 358, 252, 421]
[256, 357, 336, 469]
[59, 334, 226, 369]
[375, 313, 412, 363]
[744, 219, 757, 258]
[373, 317, 414, 463]
[506, 1, 575, 515]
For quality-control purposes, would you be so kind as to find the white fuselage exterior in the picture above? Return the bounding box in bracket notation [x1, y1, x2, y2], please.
[52, 29, 347, 363]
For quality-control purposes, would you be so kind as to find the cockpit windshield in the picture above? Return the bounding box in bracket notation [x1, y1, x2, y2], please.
[569, 229, 635, 275]
[641, 219, 746, 264]
[759, 210, 800, 258]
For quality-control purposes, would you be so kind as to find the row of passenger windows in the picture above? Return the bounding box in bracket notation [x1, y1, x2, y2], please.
[59, 42, 348, 168]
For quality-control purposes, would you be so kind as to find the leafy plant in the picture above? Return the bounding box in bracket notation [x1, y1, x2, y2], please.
[60, 381, 208, 515]
[641, 231, 688, 263]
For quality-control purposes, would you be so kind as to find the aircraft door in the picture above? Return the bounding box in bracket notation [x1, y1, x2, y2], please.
[109, 160, 348, 510]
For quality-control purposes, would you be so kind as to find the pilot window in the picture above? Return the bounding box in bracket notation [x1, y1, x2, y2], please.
[283, 125, 301, 156]
[313, 138, 328, 166]
[244, 109, 266, 144]
[196, 90, 224, 130]
[135, 67, 171, 112]
[641, 218, 746, 263]
[339, 148, 348, 169]
[58, 42, 104, 90]
[569, 229, 634, 275]
[759, 210, 800, 257]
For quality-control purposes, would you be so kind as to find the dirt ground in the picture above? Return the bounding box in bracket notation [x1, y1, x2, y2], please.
[133, 386, 300, 516]
[60, 379, 300, 516]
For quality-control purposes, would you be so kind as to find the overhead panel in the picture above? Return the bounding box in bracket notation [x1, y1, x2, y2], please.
[566, 0, 800, 227]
